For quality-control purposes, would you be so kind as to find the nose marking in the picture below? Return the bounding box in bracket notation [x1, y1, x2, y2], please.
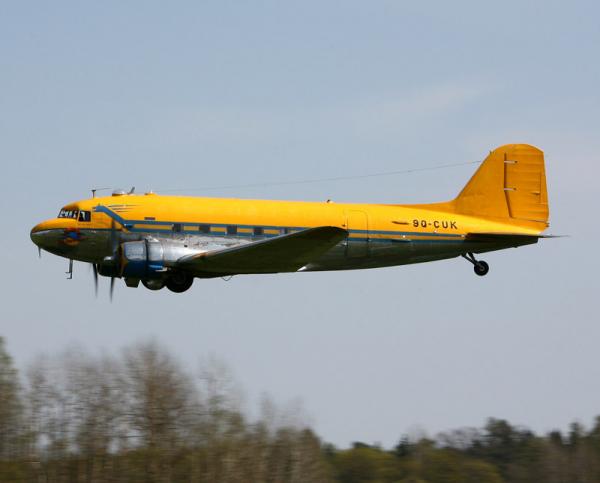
[61, 228, 86, 246]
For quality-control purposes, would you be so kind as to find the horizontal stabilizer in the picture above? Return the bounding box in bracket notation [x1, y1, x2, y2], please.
[466, 232, 559, 240]
[178, 226, 348, 275]
[465, 232, 560, 247]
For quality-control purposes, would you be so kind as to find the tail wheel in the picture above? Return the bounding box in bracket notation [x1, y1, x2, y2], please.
[462, 253, 490, 277]
[166, 272, 194, 293]
[474, 261, 490, 276]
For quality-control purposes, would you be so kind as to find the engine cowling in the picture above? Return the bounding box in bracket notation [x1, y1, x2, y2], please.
[120, 240, 165, 279]
[98, 238, 200, 280]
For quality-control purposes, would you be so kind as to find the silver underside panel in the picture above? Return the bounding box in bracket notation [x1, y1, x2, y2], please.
[37, 228, 537, 277]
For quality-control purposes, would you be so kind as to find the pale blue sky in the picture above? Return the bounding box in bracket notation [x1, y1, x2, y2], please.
[1, 1, 599, 446]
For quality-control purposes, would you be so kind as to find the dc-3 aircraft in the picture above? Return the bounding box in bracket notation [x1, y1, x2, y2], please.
[31, 144, 550, 296]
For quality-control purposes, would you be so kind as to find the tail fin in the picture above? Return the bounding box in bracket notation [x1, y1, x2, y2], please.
[451, 144, 549, 231]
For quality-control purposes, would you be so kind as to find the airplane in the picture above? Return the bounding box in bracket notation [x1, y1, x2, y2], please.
[30, 143, 550, 296]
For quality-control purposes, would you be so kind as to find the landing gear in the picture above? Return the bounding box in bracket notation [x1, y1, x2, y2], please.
[165, 272, 194, 293]
[461, 252, 490, 276]
[142, 279, 165, 291]
[473, 260, 489, 276]
[141, 272, 194, 293]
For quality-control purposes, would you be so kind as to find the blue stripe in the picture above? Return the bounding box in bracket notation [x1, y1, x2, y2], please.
[93, 205, 464, 241]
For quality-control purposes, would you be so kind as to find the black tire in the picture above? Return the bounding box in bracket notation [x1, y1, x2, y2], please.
[166, 272, 194, 293]
[474, 261, 489, 276]
[142, 279, 165, 291]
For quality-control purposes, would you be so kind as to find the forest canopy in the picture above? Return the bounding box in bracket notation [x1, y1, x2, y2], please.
[1, 336, 599, 483]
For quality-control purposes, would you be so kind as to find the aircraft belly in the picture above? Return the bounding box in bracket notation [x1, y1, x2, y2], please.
[40, 227, 537, 275]
[305, 239, 416, 271]
[305, 238, 531, 272]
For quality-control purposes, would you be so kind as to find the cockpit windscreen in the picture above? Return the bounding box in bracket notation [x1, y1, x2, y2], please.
[58, 209, 91, 221]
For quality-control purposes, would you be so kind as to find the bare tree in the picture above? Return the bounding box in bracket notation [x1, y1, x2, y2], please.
[119, 340, 198, 482]
[61, 349, 125, 482]
[0, 337, 22, 460]
[24, 354, 74, 482]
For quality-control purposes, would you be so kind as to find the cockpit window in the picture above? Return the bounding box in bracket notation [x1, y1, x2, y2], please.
[57, 209, 91, 222]
[58, 209, 78, 219]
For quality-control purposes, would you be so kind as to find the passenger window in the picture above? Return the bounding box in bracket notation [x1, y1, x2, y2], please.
[253, 227, 264, 236]
[280, 227, 290, 235]
[226, 226, 237, 235]
[173, 223, 182, 233]
[199, 224, 211, 234]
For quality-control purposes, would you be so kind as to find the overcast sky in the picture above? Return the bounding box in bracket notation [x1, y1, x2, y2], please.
[1, 1, 599, 447]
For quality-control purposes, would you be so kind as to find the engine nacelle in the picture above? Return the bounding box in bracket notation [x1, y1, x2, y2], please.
[120, 240, 165, 279]
[98, 238, 200, 280]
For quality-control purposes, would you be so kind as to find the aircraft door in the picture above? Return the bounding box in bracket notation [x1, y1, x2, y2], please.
[345, 210, 369, 257]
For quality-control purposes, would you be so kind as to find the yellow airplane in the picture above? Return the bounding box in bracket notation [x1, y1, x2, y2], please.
[31, 144, 550, 296]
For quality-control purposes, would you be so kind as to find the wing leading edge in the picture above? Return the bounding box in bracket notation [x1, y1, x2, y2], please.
[177, 226, 348, 275]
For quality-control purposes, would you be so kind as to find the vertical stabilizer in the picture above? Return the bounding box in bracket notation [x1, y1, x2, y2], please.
[452, 144, 549, 231]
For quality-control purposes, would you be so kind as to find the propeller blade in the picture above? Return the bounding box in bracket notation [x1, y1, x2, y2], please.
[92, 263, 98, 297]
[108, 217, 120, 301]
[38, 247, 41, 258]
[110, 219, 119, 255]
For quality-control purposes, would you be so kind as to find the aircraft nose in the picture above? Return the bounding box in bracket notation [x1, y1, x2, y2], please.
[30, 218, 79, 253]
[30, 220, 66, 249]
[30, 223, 49, 248]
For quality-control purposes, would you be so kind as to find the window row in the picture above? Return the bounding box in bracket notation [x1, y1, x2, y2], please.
[173, 224, 291, 236]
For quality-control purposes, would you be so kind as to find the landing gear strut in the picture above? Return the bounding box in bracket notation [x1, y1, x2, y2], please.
[461, 252, 490, 276]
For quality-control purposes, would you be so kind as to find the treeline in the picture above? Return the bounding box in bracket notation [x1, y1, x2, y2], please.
[0, 337, 330, 482]
[2, 337, 600, 483]
[326, 417, 600, 482]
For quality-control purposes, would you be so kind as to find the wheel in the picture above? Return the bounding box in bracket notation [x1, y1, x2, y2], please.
[474, 260, 489, 276]
[166, 272, 194, 293]
[142, 279, 165, 291]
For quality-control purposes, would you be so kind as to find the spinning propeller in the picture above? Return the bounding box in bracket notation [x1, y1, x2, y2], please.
[92, 263, 98, 297]
[109, 218, 120, 301]
[88, 217, 121, 301]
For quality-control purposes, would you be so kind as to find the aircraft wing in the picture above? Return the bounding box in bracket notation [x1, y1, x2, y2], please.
[177, 226, 348, 275]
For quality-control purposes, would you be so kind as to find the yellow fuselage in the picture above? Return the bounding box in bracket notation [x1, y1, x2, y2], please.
[30, 192, 540, 271]
[29, 144, 550, 279]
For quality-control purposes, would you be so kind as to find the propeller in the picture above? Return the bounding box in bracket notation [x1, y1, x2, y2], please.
[91, 215, 121, 301]
[108, 218, 120, 302]
[110, 277, 115, 301]
[92, 263, 98, 297]
[87, 213, 122, 301]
